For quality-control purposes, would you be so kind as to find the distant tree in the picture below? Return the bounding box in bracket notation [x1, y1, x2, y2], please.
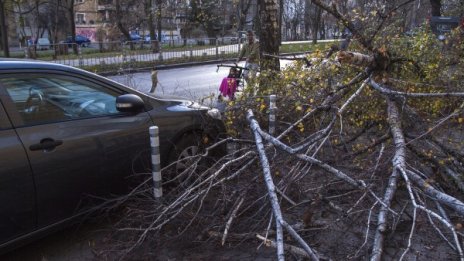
[156, 0, 161, 43]
[114, 0, 144, 49]
[236, 0, 253, 32]
[189, 0, 221, 38]
[0, 0, 10, 57]
[283, 0, 305, 40]
[63, 0, 77, 54]
[430, 0, 442, 16]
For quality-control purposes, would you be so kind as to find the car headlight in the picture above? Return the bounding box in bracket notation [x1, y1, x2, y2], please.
[207, 108, 222, 120]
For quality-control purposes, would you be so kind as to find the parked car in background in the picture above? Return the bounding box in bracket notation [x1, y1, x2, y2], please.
[64, 35, 91, 47]
[121, 33, 142, 44]
[430, 16, 461, 40]
[131, 33, 142, 41]
[36, 38, 50, 50]
[0, 59, 225, 253]
[144, 35, 158, 43]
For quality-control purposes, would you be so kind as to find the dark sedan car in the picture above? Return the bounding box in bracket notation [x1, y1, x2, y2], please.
[65, 35, 91, 47]
[0, 60, 225, 252]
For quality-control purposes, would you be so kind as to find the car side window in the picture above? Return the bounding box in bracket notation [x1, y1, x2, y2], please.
[1, 75, 120, 126]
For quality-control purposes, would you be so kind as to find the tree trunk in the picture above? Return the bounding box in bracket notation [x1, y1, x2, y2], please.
[146, 0, 158, 52]
[0, 1, 9, 57]
[320, 18, 325, 40]
[156, 0, 162, 43]
[258, 0, 280, 72]
[238, 0, 252, 32]
[115, 0, 132, 49]
[65, 0, 77, 54]
[304, 0, 311, 40]
[430, 0, 441, 16]
[52, 0, 61, 59]
[312, 6, 321, 44]
[278, 0, 282, 44]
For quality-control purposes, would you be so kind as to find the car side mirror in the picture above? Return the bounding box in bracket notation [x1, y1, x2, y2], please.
[116, 94, 145, 113]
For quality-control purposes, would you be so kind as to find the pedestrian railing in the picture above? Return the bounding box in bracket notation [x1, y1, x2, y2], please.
[18, 37, 241, 70]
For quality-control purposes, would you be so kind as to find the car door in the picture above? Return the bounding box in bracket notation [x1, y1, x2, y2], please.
[0, 72, 153, 228]
[0, 98, 36, 245]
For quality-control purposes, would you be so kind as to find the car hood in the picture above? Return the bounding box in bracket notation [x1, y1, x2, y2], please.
[148, 93, 210, 110]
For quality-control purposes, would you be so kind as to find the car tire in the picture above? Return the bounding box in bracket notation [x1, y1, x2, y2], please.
[170, 132, 202, 171]
[168, 132, 212, 186]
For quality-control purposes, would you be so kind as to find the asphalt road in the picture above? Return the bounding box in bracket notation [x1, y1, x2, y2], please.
[109, 63, 228, 101]
[108, 60, 296, 102]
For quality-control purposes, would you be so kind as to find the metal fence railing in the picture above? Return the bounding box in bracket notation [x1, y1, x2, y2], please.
[16, 37, 241, 69]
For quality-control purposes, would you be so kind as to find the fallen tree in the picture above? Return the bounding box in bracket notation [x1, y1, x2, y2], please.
[96, 1, 464, 260]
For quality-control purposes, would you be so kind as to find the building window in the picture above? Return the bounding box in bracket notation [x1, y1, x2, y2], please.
[76, 13, 85, 24]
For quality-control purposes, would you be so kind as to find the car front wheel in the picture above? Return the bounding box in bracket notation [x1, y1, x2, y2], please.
[168, 132, 212, 186]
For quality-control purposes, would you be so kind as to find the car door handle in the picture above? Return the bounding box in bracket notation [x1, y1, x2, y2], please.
[29, 138, 63, 151]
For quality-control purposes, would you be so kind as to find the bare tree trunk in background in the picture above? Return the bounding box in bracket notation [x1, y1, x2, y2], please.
[278, 0, 282, 44]
[64, 0, 77, 54]
[115, 0, 132, 49]
[52, 0, 61, 59]
[238, 0, 252, 32]
[410, 1, 418, 29]
[146, 0, 158, 52]
[304, 0, 311, 40]
[258, 0, 280, 72]
[0, 0, 9, 57]
[430, 0, 441, 16]
[33, 0, 41, 54]
[320, 18, 325, 40]
[156, 0, 162, 43]
[312, 5, 321, 44]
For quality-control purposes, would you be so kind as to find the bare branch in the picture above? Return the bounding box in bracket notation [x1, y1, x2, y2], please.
[222, 195, 245, 245]
[310, 0, 373, 51]
[371, 98, 404, 261]
[369, 78, 464, 98]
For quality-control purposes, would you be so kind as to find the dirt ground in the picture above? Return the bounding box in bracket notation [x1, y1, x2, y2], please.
[0, 217, 277, 261]
[1, 207, 459, 261]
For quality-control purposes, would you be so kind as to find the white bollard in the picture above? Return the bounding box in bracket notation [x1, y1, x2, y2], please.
[149, 126, 162, 198]
[269, 95, 276, 135]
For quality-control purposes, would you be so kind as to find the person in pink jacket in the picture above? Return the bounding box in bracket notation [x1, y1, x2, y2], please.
[219, 67, 239, 99]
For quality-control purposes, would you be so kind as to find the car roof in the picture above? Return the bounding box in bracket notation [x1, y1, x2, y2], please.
[0, 59, 135, 92]
[0, 60, 105, 81]
[0, 59, 79, 71]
